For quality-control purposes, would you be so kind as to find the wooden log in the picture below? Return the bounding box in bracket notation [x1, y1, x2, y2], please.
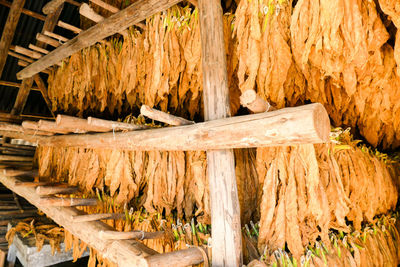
[0, 112, 24, 123]
[36, 33, 60, 48]
[42, 0, 66, 15]
[0, 0, 25, 79]
[2, 169, 38, 177]
[87, 117, 147, 131]
[39, 196, 98, 207]
[44, 30, 69, 43]
[71, 213, 125, 223]
[13, 46, 42, 59]
[146, 247, 205, 267]
[17, 0, 182, 79]
[90, 0, 119, 13]
[65, 0, 80, 7]
[0, 174, 205, 267]
[36, 185, 79, 196]
[98, 230, 164, 240]
[37, 3, 64, 49]
[56, 115, 110, 132]
[0, 155, 32, 162]
[80, 3, 104, 23]
[140, 105, 194, 126]
[28, 44, 49, 55]
[2, 143, 36, 151]
[198, 0, 242, 265]
[18, 61, 52, 75]
[0, 149, 34, 157]
[0, 104, 330, 150]
[57, 21, 82, 33]
[14, 182, 53, 187]
[0, 0, 45, 21]
[0, 122, 53, 136]
[37, 120, 72, 134]
[240, 90, 271, 113]
[8, 51, 34, 63]
[11, 77, 33, 115]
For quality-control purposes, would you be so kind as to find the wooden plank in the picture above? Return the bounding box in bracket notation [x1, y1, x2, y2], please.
[0, 155, 32, 162]
[0, 104, 331, 150]
[140, 105, 194, 126]
[0, 0, 25, 78]
[17, 0, 182, 79]
[0, 0, 45, 21]
[28, 44, 49, 55]
[198, 0, 241, 265]
[8, 50, 34, 63]
[44, 30, 69, 42]
[0, 174, 204, 267]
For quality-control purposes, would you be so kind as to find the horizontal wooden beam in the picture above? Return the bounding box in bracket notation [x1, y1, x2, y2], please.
[0, 80, 40, 91]
[0, 174, 204, 267]
[0, 0, 46, 21]
[0, 104, 330, 150]
[17, 0, 182, 79]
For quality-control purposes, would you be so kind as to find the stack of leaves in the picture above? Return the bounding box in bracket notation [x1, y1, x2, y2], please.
[246, 212, 400, 267]
[256, 129, 399, 260]
[6, 217, 64, 255]
[48, 6, 240, 120]
[37, 146, 258, 225]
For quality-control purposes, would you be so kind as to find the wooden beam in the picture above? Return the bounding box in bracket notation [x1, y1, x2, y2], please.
[79, 3, 104, 23]
[56, 115, 110, 132]
[17, 0, 182, 79]
[8, 50, 34, 63]
[240, 89, 271, 113]
[18, 60, 52, 75]
[37, 3, 64, 49]
[87, 117, 148, 131]
[98, 230, 164, 240]
[70, 213, 125, 223]
[0, 81, 40, 91]
[0, 174, 204, 267]
[39, 196, 98, 206]
[36, 185, 79, 196]
[0, 112, 23, 123]
[33, 74, 55, 117]
[2, 169, 37, 177]
[198, 0, 241, 265]
[140, 105, 194, 126]
[36, 33, 61, 48]
[57, 21, 82, 33]
[0, 155, 32, 162]
[0, 0, 25, 78]
[65, 0, 81, 7]
[28, 44, 49, 55]
[90, 0, 119, 13]
[0, 0, 45, 21]
[44, 31, 69, 43]
[0, 104, 330, 150]
[10, 78, 33, 115]
[0, 122, 53, 136]
[12, 45, 42, 59]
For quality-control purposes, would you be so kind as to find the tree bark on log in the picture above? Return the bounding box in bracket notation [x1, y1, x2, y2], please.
[17, 0, 182, 79]
[140, 105, 194, 126]
[0, 174, 204, 267]
[0, 104, 330, 150]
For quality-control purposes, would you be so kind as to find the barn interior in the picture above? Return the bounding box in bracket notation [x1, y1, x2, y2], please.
[0, 0, 400, 266]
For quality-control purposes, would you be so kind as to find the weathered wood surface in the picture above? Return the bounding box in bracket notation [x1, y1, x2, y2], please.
[28, 44, 49, 55]
[36, 33, 60, 48]
[17, 0, 182, 79]
[0, 0, 45, 21]
[199, 0, 241, 265]
[15, 181, 53, 187]
[71, 213, 125, 223]
[8, 50, 34, 63]
[0, 155, 32, 162]
[0, 0, 25, 78]
[0, 121, 53, 136]
[0, 81, 39, 91]
[0, 104, 331, 150]
[57, 20, 82, 33]
[98, 230, 164, 240]
[36, 185, 79, 196]
[37, 120, 71, 134]
[80, 3, 104, 22]
[2, 169, 37, 177]
[140, 105, 194, 126]
[87, 117, 147, 131]
[44, 30, 69, 42]
[240, 89, 271, 113]
[0, 174, 204, 267]
[42, 0, 66, 15]
[13, 46, 42, 59]
[33, 74, 55, 117]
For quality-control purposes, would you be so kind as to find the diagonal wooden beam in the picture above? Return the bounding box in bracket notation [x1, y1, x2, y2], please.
[0, 81, 40, 91]
[0, 0, 25, 79]
[0, 0, 45, 21]
[17, 0, 182, 79]
[33, 74, 55, 117]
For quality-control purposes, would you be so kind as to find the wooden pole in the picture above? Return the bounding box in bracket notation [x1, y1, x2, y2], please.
[0, 174, 204, 267]
[17, 0, 182, 79]
[44, 31, 69, 43]
[0, 0, 25, 79]
[36, 185, 79, 196]
[37, 120, 71, 134]
[42, 0, 66, 15]
[8, 51, 34, 63]
[79, 3, 104, 23]
[56, 115, 110, 132]
[0, 0, 45, 21]
[33, 75, 55, 118]
[71, 213, 125, 223]
[57, 21, 82, 33]
[13, 46, 42, 59]
[2, 169, 37, 177]
[0, 122, 53, 136]
[10, 78, 33, 115]
[98, 230, 164, 240]
[240, 90, 271, 113]
[0, 81, 40, 91]
[36, 33, 61, 48]
[0, 104, 331, 150]
[90, 0, 119, 13]
[198, 0, 242, 265]
[87, 117, 147, 131]
[140, 105, 194, 126]
[39, 196, 98, 207]
[28, 44, 49, 55]
[0, 155, 32, 162]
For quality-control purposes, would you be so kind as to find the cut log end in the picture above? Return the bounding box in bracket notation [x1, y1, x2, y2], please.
[240, 90, 270, 114]
[312, 103, 331, 143]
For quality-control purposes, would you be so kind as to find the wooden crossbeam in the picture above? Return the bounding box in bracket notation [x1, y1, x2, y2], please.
[0, 174, 204, 267]
[0, 0, 45, 21]
[0, 81, 40, 91]
[17, 0, 182, 79]
[0, 0, 25, 79]
[0, 104, 330, 150]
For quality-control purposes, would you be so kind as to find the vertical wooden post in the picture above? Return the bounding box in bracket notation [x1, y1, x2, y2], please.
[198, 0, 242, 266]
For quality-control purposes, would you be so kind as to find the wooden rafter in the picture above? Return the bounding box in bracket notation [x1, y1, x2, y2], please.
[0, 0, 46, 21]
[33, 74, 55, 117]
[17, 0, 182, 79]
[0, 81, 40, 91]
[0, 0, 25, 79]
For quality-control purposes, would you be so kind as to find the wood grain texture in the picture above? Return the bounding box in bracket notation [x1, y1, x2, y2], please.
[198, 0, 242, 265]
[17, 0, 182, 79]
[0, 0, 45, 21]
[33, 74, 55, 118]
[10, 78, 33, 115]
[0, 0, 25, 78]
[0, 104, 331, 150]
[140, 105, 194, 126]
